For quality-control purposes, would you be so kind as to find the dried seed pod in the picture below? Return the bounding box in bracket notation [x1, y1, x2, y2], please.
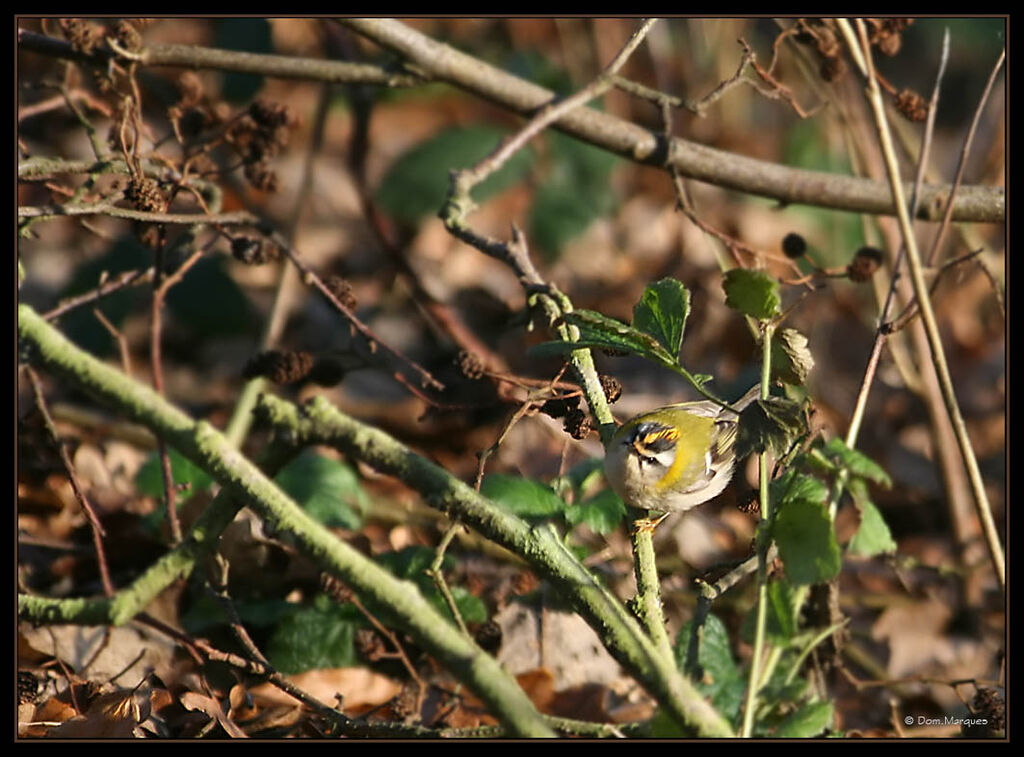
[599, 374, 622, 403]
[819, 54, 847, 82]
[782, 232, 807, 259]
[18, 670, 41, 705]
[563, 407, 592, 439]
[457, 350, 485, 380]
[813, 23, 840, 57]
[324, 275, 358, 310]
[474, 620, 503, 655]
[249, 98, 296, 132]
[964, 687, 1005, 738]
[320, 572, 353, 604]
[174, 106, 211, 141]
[847, 246, 884, 282]
[539, 394, 580, 419]
[894, 88, 927, 122]
[868, 18, 913, 56]
[125, 176, 165, 213]
[113, 19, 142, 51]
[230, 235, 278, 265]
[390, 683, 420, 719]
[58, 18, 103, 55]
[243, 350, 314, 384]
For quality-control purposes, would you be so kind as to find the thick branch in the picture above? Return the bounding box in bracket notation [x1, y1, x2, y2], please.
[18, 28, 423, 87]
[339, 18, 1003, 223]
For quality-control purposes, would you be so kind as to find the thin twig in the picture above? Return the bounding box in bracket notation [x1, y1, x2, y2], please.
[843, 18, 1004, 589]
[24, 367, 115, 597]
[739, 37, 824, 119]
[18, 89, 111, 121]
[886, 249, 987, 334]
[147, 227, 182, 544]
[924, 49, 1005, 267]
[275, 237, 445, 393]
[456, 18, 658, 191]
[224, 83, 330, 448]
[844, 26, 949, 448]
[885, 49, 1005, 333]
[427, 524, 472, 640]
[331, 21, 517, 400]
[92, 308, 133, 378]
[18, 203, 258, 225]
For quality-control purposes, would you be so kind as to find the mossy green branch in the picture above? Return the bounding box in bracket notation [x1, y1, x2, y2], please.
[17, 304, 553, 738]
[256, 392, 734, 737]
[19, 491, 238, 625]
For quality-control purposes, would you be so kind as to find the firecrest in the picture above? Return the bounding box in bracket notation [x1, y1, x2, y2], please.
[604, 386, 760, 513]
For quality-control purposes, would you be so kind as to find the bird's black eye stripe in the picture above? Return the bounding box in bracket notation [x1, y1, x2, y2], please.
[631, 423, 678, 454]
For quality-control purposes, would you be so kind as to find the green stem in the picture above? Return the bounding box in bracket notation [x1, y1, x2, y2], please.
[741, 322, 775, 738]
[629, 511, 675, 665]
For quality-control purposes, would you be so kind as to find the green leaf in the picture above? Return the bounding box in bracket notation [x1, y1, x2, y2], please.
[480, 474, 565, 520]
[375, 126, 533, 226]
[135, 447, 213, 498]
[445, 586, 488, 625]
[165, 256, 254, 337]
[847, 479, 897, 556]
[374, 547, 488, 625]
[740, 578, 802, 645]
[632, 278, 691, 359]
[266, 594, 363, 673]
[560, 309, 675, 364]
[549, 457, 605, 501]
[692, 373, 714, 388]
[564, 488, 627, 534]
[772, 474, 841, 585]
[274, 451, 366, 530]
[723, 268, 781, 320]
[529, 131, 619, 258]
[677, 613, 746, 723]
[770, 468, 829, 507]
[771, 328, 815, 386]
[772, 700, 834, 737]
[643, 708, 689, 738]
[181, 595, 297, 634]
[766, 578, 798, 641]
[735, 395, 807, 459]
[374, 545, 447, 580]
[530, 181, 603, 259]
[820, 438, 892, 488]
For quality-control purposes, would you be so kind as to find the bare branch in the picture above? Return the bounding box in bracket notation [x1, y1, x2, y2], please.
[339, 18, 1002, 223]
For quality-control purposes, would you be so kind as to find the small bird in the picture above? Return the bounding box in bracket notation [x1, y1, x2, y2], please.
[604, 386, 760, 516]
